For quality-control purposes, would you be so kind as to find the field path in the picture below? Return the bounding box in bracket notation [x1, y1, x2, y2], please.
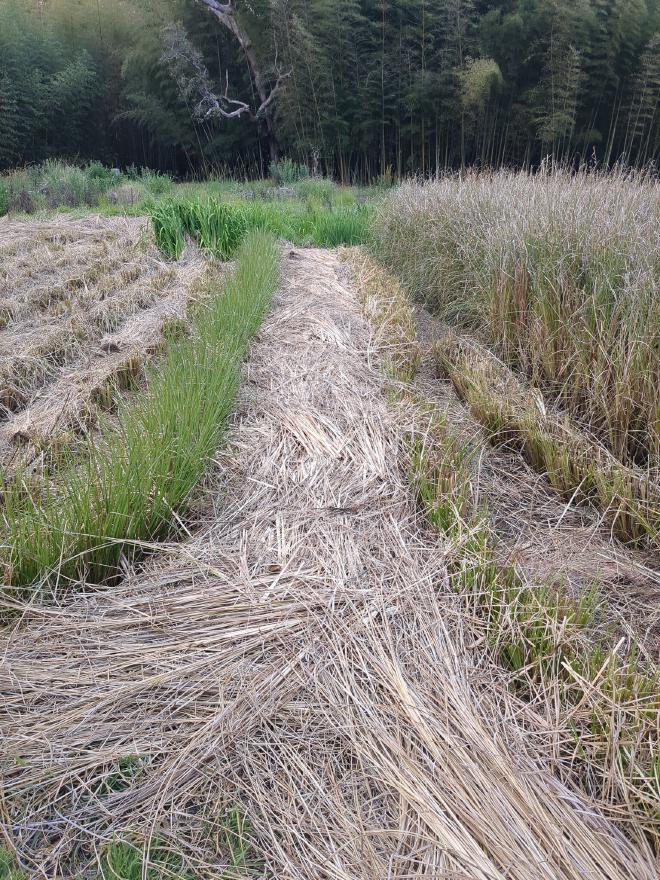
[1, 249, 656, 879]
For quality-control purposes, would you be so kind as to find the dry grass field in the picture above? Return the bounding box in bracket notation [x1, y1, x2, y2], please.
[0, 216, 208, 479]
[0, 177, 657, 880]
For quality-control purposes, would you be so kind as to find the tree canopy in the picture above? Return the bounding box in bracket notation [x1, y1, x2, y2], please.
[0, 0, 658, 178]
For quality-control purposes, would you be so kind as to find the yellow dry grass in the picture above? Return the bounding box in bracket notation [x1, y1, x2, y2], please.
[1, 249, 656, 879]
[0, 215, 209, 477]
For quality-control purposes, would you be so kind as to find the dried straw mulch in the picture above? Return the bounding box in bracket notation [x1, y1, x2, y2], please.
[1, 249, 656, 879]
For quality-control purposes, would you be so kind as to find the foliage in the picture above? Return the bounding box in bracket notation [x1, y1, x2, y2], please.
[2, 231, 280, 591]
[0, 848, 26, 880]
[0, 0, 658, 178]
[100, 841, 191, 880]
[0, 161, 121, 213]
[152, 198, 371, 259]
[0, 180, 8, 216]
[269, 158, 309, 185]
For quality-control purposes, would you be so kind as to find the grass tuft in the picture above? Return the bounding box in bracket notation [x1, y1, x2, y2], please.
[152, 199, 371, 260]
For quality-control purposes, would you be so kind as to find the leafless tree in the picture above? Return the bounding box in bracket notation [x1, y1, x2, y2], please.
[183, 0, 290, 162]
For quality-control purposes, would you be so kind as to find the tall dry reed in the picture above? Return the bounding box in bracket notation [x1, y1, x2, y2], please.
[372, 169, 660, 473]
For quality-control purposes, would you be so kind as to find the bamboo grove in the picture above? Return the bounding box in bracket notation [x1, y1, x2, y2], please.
[0, 0, 658, 179]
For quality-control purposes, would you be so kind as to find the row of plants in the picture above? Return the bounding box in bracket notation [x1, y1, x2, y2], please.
[0, 161, 174, 215]
[151, 198, 371, 260]
[346, 248, 659, 851]
[1, 231, 279, 594]
[434, 333, 660, 549]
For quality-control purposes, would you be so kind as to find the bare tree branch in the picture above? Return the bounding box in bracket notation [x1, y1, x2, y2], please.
[162, 23, 290, 126]
[195, 0, 288, 161]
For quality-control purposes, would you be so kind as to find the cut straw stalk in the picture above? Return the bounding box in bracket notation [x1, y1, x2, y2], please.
[345, 247, 660, 852]
[434, 332, 660, 549]
[1, 248, 656, 879]
[1, 230, 279, 594]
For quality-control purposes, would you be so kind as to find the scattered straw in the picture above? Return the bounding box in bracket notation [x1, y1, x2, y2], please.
[1, 249, 656, 878]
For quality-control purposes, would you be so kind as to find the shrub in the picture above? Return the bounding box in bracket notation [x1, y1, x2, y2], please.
[139, 168, 173, 196]
[0, 160, 117, 212]
[269, 157, 309, 185]
[87, 160, 116, 186]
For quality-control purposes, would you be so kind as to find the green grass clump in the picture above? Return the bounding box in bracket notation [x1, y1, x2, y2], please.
[0, 848, 26, 880]
[0, 180, 9, 216]
[151, 198, 370, 259]
[0, 160, 119, 213]
[2, 230, 279, 592]
[100, 841, 191, 880]
[268, 157, 309, 185]
[372, 169, 660, 473]
[98, 811, 253, 880]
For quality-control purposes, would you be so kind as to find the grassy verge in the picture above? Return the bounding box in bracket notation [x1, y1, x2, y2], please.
[1, 230, 279, 594]
[346, 248, 660, 850]
[371, 170, 660, 474]
[152, 199, 371, 260]
[434, 333, 660, 549]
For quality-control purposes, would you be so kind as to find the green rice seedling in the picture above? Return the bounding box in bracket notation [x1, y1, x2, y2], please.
[182, 201, 247, 259]
[0, 848, 26, 880]
[310, 205, 370, 247]
[151, 199, 371, 259]
[150, 201, 186, 259]
[1, 231, 279, 591]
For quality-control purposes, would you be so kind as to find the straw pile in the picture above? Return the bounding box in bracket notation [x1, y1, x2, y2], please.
[0, 215, 208, 475]
[1, 249, 656, 878]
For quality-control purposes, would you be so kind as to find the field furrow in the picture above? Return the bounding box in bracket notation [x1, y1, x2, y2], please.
[0, 217, 209, 475]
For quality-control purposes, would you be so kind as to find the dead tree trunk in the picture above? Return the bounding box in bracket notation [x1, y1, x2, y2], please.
[198, 0, 282, 163]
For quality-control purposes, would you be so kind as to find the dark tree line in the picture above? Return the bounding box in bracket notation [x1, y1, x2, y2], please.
[1, 0, 658, 179]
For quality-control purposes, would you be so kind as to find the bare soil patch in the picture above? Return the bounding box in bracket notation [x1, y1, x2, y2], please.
[0, 215, 208, 477]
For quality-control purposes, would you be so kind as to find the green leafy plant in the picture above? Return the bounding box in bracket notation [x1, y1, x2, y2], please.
[268, 158, 309, 185]
[0, 848, 26, 880]
[100, 841, 190, 880]
[2, 231, 280, 592]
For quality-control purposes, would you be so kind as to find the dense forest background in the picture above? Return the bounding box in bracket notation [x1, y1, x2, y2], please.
[1, 0, 659, 180]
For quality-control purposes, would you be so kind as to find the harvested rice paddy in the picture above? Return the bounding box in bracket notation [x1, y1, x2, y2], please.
[0, 175, 658, 880]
